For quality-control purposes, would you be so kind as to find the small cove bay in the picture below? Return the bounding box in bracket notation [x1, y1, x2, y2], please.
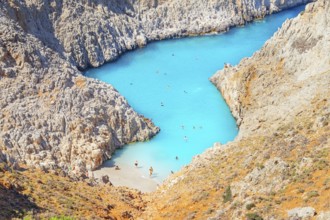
[86, 5, 305, 191]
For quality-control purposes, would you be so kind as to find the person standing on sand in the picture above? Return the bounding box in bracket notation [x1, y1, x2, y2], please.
[149, 166, 153, 177]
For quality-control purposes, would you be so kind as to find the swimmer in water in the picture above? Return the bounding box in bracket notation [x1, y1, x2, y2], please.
[149, 166, 154, 177]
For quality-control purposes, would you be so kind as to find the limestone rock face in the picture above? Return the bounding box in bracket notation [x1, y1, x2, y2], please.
[0, 4, 159, 176]
[1, 0, 312, 70]
[0, 0, 312, 177]
[140, 0, 311, 41]
[210, 0, 329, 139]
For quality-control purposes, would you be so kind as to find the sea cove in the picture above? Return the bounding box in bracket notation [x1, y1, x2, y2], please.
[85, 5, 305, 189]
[2, 0, 330, 218]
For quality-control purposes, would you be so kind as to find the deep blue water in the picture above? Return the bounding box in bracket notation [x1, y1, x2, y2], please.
[86, 5, 305, 182]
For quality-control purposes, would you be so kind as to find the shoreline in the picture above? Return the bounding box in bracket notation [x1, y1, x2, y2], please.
[93, 161, 160, 193]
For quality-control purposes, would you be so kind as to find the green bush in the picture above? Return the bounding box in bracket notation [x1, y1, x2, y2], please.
[306, 190, 319, 199]
[222, 186, 232, 203]
[246, 213, 263, 220]
[23, 216, 33, 220]
[246, 203, 256, 210]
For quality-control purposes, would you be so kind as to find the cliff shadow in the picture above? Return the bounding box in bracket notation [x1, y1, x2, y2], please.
[0, 184, 40, 219]
[86, 0, 136, 15]
[2, 0, 67, 61]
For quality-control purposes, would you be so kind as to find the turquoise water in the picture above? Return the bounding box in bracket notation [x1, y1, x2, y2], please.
[86, 5, 305, 182]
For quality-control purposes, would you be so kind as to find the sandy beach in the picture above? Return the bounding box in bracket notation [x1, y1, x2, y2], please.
[93, 161, 160, 193]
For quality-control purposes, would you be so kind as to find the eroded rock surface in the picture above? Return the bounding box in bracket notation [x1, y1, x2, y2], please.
[211, 0, 329, 140]
[1, 0, 312, 69]
[0, 0, 312, 177]
[288, 207, 316, 219]
[0, 3, 159, 176]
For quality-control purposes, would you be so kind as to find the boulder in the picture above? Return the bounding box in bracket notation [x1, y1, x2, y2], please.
[288, 207, 316, 220]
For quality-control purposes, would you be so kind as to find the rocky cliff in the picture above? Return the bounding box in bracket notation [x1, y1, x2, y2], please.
[0, 2, 159, 177]
[1, 0, 311, 69]
[144, 0, 329, 219]
[0, 0, 328, 219]
[0, 0, 312, 177]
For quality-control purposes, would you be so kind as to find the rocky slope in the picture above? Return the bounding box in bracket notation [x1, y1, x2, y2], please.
[0, 163, 146, 219]
[140, 0, 310, 40]
[1, 0, 311, 69]
[0, 3, 159, 177]
[1, 0, 328, 219]
[0, 0, 312, 178]
[143, 0, 329, 219]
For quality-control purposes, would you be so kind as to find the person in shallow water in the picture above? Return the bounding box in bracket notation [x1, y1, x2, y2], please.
[134, 160, 138, 167]
[149, 166, 153, 177]
[175, 156, 179, 160]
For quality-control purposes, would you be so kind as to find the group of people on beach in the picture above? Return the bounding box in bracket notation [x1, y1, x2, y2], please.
[115, 156, 179, 177]
[115, 160, 154, 176]
[135, 160, 154, 177]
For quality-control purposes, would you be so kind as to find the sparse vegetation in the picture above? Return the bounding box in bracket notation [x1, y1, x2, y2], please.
[0, 164, 144, 219]
[192, 191, 209, 203]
